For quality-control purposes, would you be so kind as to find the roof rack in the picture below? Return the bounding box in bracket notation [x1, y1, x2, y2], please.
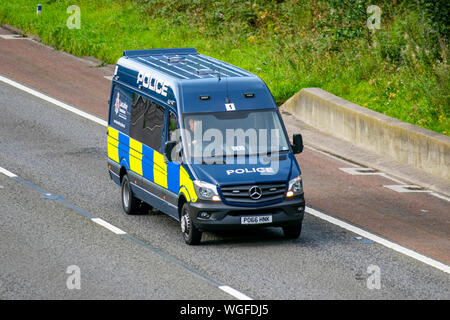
[120, 48, 252, 80]
[123, 48, 197, 58]
[196, 68, 217, 76]
[167, 56, 186, 63]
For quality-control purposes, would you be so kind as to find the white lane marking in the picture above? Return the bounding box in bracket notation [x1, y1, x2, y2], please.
[3, 72, 446, 199]
[103, 76, 113, 81]
[0, 35, 30, 40]
[377, 173, 407, 185]
[340, 167, 406, 183]
[430, 192, 450, 202]
[0, 75, 107, 127]
[91, 218, 127, 235]
[0, 163, 246, 298]
[306, 206, 450, 274]
[0, 166, 18, 178]
[383, 185, 432, 193]
[304, 145, 359, 166]
[310, 144, 449, 202]
[339, 167, 381, 175]
[0, 75, 254, 296]
[340, 167, 449, 202]
[3, 74, 449, 275]
[218, 286, 253, 300]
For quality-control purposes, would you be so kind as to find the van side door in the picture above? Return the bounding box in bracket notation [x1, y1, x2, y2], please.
[164, 109, 182, 208]
[137, 96, 167, 201]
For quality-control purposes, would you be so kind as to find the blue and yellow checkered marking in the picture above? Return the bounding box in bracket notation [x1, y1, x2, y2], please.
[167, 162, 180, 194]
[107, 126, 196, 202]
[107, 127, 119, 163]
[118, 133, 130, 168]
[142, 144, 154, 182]
[129, 138, 143, 176]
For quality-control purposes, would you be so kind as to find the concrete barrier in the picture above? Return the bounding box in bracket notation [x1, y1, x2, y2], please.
[281, 88, 450, 182]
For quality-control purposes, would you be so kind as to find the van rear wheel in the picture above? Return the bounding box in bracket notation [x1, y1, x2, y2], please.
[283, 221, 302, 239]
[180, 203, 202, 245]
[121, 174, 141, 215]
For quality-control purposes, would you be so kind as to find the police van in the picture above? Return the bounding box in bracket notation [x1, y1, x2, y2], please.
[107, 48, 305, 245]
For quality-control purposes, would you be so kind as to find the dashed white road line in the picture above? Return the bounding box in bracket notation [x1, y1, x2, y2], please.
[91, 218, 127, 235]
[1, 165, 127, 235]
[0, 34, 30, 40]
[339, 167, 449, 202]
[1, 73, 450, 277]
[219, 286, 253, 300]
[0, 166, 18, 178]
[0, 163, 251, 299]
[383, 185, 432, 193]
[2, 75, 445, 200]
[378, 173, 407, 185]
[339, 167, 381, 175]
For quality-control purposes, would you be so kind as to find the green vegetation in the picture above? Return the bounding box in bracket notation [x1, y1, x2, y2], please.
[0, 0, 448, 134]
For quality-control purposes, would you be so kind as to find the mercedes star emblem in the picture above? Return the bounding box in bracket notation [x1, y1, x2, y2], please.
[249, 186, 263, 200]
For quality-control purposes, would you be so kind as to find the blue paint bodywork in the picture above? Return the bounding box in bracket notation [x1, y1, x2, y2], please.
[109, 48, 302, 212]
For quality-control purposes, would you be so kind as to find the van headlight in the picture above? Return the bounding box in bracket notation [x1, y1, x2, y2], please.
[193, 180, 220, 201]
[287, 175, 303, 197]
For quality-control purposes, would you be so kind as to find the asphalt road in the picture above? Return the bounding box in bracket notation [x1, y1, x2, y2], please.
[1, 81, 449, 299]
[1, 27, 449, 266]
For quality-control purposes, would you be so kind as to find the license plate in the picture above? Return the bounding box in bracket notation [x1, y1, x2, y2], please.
[241, 215, 272, 225]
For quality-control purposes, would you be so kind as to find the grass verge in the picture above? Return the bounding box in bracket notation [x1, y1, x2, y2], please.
[0, 0, 448, 135]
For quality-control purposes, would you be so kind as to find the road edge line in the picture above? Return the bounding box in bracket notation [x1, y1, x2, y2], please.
[2, 74, 449, 276]
[0, 75, 107, 127]
[306, 206, 450, 274]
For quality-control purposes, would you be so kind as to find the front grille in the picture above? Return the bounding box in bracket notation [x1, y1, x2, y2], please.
[220, 183, 287, 204]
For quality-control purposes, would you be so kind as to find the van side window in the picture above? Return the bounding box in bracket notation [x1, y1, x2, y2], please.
[130, 94, 148, 142]
[168, 110, 182, 163]
[142, 100, 165, 151]
[129, 93, 165, 151]
[168, 111, 180, 142]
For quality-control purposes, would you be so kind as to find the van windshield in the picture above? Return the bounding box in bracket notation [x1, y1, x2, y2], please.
[181, 109, 290, 161]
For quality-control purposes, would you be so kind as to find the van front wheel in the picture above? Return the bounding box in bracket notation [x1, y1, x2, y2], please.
[283, 221, 302, 239]
[121, 174, 140, 215]
[180, 203, 202, 245]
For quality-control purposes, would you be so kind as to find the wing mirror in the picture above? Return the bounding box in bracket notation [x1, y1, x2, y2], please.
[292, 134, 303, 154]
[164, 140, 178, 162]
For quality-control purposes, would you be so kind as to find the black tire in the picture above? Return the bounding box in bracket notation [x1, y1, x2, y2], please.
[283, 221, 303, 239]
[139, 201, 152, 215]
[180, 203, 202, 245]
[121, 174, 142, 215]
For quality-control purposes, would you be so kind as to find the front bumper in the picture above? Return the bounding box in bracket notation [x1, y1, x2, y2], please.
[188, 194, 305, 231]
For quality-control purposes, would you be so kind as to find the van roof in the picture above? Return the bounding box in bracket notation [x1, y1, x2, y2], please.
[115, 48, 277, 114]
[122, 48, 253, 80]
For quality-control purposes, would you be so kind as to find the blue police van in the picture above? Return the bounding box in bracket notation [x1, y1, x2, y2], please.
[107, 48, 305, 244]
